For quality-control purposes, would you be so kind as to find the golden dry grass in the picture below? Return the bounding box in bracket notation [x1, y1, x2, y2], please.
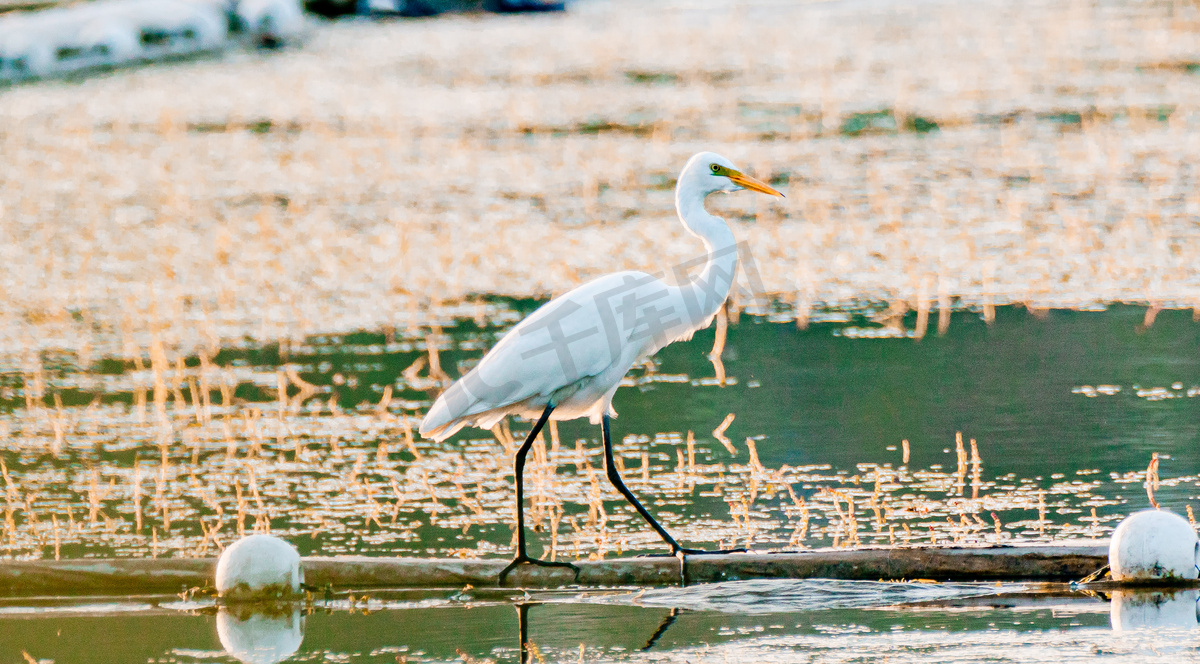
[1, 0, 1199, 561]
[0, 381, 1158, 561]
[1, 0, 1199, 362]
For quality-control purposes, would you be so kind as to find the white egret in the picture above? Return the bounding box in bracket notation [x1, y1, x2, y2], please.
[419, 152, 784, 582]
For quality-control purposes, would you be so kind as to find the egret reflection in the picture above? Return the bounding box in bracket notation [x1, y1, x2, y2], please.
[216, 604, 305, 664]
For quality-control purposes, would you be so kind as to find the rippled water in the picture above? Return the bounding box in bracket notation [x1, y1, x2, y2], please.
[1, 581, 1198, 663]
[610, 578, 1030, 613]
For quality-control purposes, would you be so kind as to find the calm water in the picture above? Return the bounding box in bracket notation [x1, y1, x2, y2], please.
[582, 303, 1200, 477]
[1, 581, 1198, 663]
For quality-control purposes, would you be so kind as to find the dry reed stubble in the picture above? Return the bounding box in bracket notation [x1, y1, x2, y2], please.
[2, 1, 1200, 363]
[0, 0, 1197, 561]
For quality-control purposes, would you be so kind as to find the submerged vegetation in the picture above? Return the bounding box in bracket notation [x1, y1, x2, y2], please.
[0, 303, 1196, 561]
[0, 0, 1197, 565]
[0, 1, 1198, 661]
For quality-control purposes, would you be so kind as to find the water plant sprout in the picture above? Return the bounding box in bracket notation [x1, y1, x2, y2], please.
[420, 152, 783, 582]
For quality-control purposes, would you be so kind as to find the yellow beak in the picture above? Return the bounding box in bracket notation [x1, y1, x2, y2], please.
[727, 170, 785, 197]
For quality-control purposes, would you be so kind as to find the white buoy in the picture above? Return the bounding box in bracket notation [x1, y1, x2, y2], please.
[216, 534, 304, 600]
[1110, 589, 1200, 631]
[217, 605, 304, 664]
[1109, 509, 1200, 582]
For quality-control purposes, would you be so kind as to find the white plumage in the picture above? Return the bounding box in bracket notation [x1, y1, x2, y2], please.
[1109, 509, 1200, 582]
[215, 534, 304, 600]
[418, 153, 783, 579]
[420, 152, 781, 441]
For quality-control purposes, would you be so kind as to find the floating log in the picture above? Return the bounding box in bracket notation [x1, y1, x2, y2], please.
[0, 558, 216, 596]
[0, 545, 1112, 596]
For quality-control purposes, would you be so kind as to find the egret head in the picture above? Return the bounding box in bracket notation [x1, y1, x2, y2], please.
[681, 152, 785, 198]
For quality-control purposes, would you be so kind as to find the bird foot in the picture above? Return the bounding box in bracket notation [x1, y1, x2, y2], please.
[677, 547, 748, 556]
[498, 555, 580, 586]
[636, 547, 749, 587]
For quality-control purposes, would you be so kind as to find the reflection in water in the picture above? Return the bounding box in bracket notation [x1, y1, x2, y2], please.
[1110, 589, 1200, 631]
[641, 608, 681, 651]
[216, 604, 305, 664]
[517, 602, 683, 661]
[516, 603, 532, 664]
[4, 590, 1200, 663]
[625, 578, 1020, 614]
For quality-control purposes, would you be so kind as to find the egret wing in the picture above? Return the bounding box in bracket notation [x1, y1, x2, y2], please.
[420, 271, 663, 438]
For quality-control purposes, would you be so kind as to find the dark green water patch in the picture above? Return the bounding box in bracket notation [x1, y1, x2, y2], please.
[0, 304, 1197, 561]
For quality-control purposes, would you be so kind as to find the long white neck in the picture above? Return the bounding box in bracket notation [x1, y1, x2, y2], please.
[673, 178, 739, 330]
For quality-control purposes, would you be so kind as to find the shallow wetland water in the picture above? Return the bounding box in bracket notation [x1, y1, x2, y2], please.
[2, 0, 1200, 660]
[0, 303, 1197, 561]
[2, 581, 1199, 663]
[2, 303, 1198, 660]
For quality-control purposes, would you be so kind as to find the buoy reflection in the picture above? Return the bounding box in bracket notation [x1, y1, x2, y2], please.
[1110, 589, 1200, 631]
[216, 604, 305, 664]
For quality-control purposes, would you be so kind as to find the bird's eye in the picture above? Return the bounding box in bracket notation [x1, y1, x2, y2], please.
[710, 164, 722, 174]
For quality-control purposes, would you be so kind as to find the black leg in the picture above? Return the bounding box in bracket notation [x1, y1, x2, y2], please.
[601, 414, 685, 551]
[601, 414, 747, 557]
[498, 405, 580, 586]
